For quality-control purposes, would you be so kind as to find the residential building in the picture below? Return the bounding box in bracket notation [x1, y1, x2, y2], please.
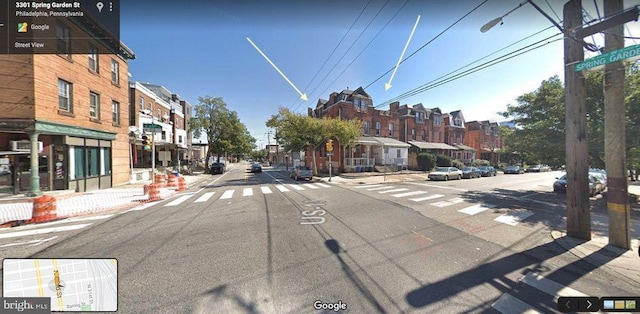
[465, 120, 503, 164]
[0, 20, 135, 194]
[444, 110, 475, 162]
[307, 87, 409, 172]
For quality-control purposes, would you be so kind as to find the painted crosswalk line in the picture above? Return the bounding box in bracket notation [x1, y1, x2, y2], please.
[391, 191, 428, 198]
[315, 183, 331, 188]
[288, 184, 305, 191]
[220, 190, 235, 200]
[431, 197, 465, 208]
[494, 209, 534, 226]
[354, 184, 383, 189]
[261, 186, 273, 194]
[275, 185, 289, 192]
[243, 188, 253, 196]
[410, 194, 444, 202]
[305, 184, 319, 189]
[367, 186, 396, 191]
[0, 223, 92, 239]
[164, 195, 194, 207]
[379, 188, 410, 194]
[458, 204, 496, 215]
[194, 192, 215, 203]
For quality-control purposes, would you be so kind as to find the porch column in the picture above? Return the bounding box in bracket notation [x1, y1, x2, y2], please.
[27, 132, 42, 196]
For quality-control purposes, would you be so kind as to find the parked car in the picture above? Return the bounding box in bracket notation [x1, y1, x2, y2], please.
[553, 174, 605, 196]
[504, 165, 524, 174]
[527, 164, 551, 172]
[210, 162, 226, 174]
[589, 168, 607, 184]
[250, 163, 262, 173]
[461, 167, 481, 179]
[428, 167, 463, 181]
[477, 166, 497, 177]
[290, 166, 313, 181]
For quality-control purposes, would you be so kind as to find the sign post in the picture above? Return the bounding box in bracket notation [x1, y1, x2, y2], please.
[143, 123, 161, 176]
[326, 139, 334, 182]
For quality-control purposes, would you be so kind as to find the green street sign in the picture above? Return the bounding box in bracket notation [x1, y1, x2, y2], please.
[143, 123, 162, 133]
[575, 44, 640, 72]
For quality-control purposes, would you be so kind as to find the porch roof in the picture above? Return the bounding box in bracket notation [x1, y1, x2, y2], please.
[455, 144, 476, 151]
[357, 136, 410, 148]
[408, 141, 456, 150]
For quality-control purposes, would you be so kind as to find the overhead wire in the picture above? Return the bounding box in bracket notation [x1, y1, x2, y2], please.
[292, 0, 391, 113]
[364, 0, 489, 90]
[287, 0, 374, 112]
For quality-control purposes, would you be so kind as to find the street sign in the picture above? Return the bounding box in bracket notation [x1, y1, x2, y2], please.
[143, 123, 162, 133]
[575, 44, 640, 72]
[327, 153, 333, 156]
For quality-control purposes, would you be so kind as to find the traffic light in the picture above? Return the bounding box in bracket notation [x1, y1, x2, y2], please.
[142, 134, 150, 150]
[326, 139, 333, 152]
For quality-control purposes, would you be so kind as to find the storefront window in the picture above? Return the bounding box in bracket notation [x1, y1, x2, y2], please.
[101, 147, 111, 175]
[73, 146, 85, 179]
[88, 147, 99, 177]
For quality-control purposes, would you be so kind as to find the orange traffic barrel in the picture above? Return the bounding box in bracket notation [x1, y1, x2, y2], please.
[143, 184, 151, 195]
[148, 183, 161, 201]
[177, 177, 186, 192]
[154, 174, 166, 187]
[167, 173, 178, 188]
[28, 195, 58, 224]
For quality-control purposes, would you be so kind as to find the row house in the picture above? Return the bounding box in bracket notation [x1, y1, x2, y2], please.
[128, 82, 191, 182]
[465, 120, 503, 164]
[444, 110, 476, 162]
[0, 16, 135, 194]
[307, 87, 410, 172]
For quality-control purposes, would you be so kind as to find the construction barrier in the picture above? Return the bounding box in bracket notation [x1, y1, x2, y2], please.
[143, 184, 151, 195]
[167, 173, 178, 188]
[27, 195, 58, 224]
[148, 183, 161, 201]
[177, 177, 186, 192]
[154, 174, 166, 188]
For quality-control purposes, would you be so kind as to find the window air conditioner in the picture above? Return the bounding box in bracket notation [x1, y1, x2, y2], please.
[10, 140, 43, 152]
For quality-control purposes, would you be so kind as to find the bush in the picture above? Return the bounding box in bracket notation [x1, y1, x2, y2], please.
[417, 153, 437, 171]
[436, 154, 453, 167]
[471, 159, 491, 167]
[452, 160, 465, 170]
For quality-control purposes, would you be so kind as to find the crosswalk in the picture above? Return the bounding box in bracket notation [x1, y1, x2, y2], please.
[492, 272, 589, 313]
[353, 183, 535, 227]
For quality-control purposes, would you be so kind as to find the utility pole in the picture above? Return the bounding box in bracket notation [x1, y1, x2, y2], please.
[604, 0, 631, 249]
[564, 0, 591, 240]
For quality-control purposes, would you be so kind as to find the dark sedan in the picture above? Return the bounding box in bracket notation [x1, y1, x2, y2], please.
[210, 162, 226, 174]
[250, 163, 262, 173]
[504, 165, 524, 174]
[461, 167, 481, 179]
[477, 166, 497, 177]
[553, 174, 605, 196]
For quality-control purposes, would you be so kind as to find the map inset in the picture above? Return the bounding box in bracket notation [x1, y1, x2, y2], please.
[3, 259, 117, 312]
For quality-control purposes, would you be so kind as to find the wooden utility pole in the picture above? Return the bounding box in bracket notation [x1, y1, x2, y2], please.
[604, 0, 631, 249]
[564, 0, 591, 240]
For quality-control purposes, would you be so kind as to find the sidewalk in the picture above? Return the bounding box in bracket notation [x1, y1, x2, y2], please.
[0, 173, 210, 226]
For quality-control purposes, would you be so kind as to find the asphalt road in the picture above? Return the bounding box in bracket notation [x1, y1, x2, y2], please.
[0, 165, 638, 313]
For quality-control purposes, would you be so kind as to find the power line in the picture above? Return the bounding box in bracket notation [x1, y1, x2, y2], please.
[543, 0, 561, 21]
[293, 0, 392, 113]
[297, 0, 411, 114]
[375, 32, 562, 107]
[287, 0, 374, 111]
[364, 0, 489, 90]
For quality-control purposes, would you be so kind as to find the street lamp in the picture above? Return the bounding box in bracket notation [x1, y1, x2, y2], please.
[480, 0, 527, 33]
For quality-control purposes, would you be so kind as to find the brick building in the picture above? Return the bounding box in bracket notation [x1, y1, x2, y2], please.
[307, 87, 409, 172]
[443, 110, 475, 162]
[0, 21, 134, 194]
[465, 120, 502, 164]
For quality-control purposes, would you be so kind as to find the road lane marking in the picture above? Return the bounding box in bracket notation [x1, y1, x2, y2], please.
[315, 183, 330, 188]
[392, 191, 427, 198]
[406, 182, 469, 192]
[355, 184, 383, 189]
[0, 224, 92, 239]
[261, 186, 273, 194]
[520, 272, 587, 299]
[164, 195, 194, 207]
[458, 204, 496, 215]
[125, 202, 155, 212]
[367, 186, 396, 191]
[494, 209, 534, 226]
[492, 293, 543, 314]
[288, 184, 305, 191]
[305, 184, 319, 189]
[243, 188, 253, 196]
[410, 194, 444, 202]
[379, 188, 410, 194]
[431, 197, 465, 208]
[194, 192, 215, 203]
[275, 184, 289, 192]
[220, 190, 235, 199]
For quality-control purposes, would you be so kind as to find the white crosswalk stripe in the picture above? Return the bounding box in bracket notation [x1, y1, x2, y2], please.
[379, 188, 410, 194]
[391, 191, 428, 198]
[410, 194, 444, 202]
[367, 186, 396, 191]
[431, 197, 464, 208]
[0, 223, 92, 239]
[220, 190, 235, 199]
[354, 184, 383, 189]
[194, 192, 215, 203]
[492, 272, 588, 314]
[164, 195, 194, 207]
[305, 184, 319, 189]
[494, 209, 534, 226]
[242, 188, 253, 196]
[315, 183, 331, 188]
[458, 204, 496, 215]
[275, 184, 289, 192]
[288, 184, 305, 191]
[261, 186, 272, 194]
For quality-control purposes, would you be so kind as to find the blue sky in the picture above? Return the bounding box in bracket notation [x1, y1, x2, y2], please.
[121, 0, 640, 148]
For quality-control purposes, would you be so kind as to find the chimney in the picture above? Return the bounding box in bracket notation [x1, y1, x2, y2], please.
[390, 101, 400, 113]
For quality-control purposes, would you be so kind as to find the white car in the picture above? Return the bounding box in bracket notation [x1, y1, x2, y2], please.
[428, 167, 463, 181]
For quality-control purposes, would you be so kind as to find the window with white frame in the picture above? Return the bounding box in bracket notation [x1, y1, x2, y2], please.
[354, 98, 359, 109]
[56, 23, 70, 55]
[389, 123, 394, 136]
[112, 101, 120, 124]
[454, 117, 463, 127]
[139, 97, 144, 110]
[375, 122, 380, 136]
[88, 44, 98, 72]
[363, 121, 369, 135]
[411, 129, 416, 140]
[415, 112, 425, 124]
[89, 92, 100, 119]
[434, 116, 441, 125]
[421, 129, 426, 141]
[58, 79, 72, 112]
[111, 59, 119, 84]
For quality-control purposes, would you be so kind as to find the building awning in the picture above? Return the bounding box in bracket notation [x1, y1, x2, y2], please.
[408, 141, 457, 150]
[373, 137, 411, 148]
[455, 144, 476, 151]
[481, 148, 501, 152]
[355, 136, 380, 145]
